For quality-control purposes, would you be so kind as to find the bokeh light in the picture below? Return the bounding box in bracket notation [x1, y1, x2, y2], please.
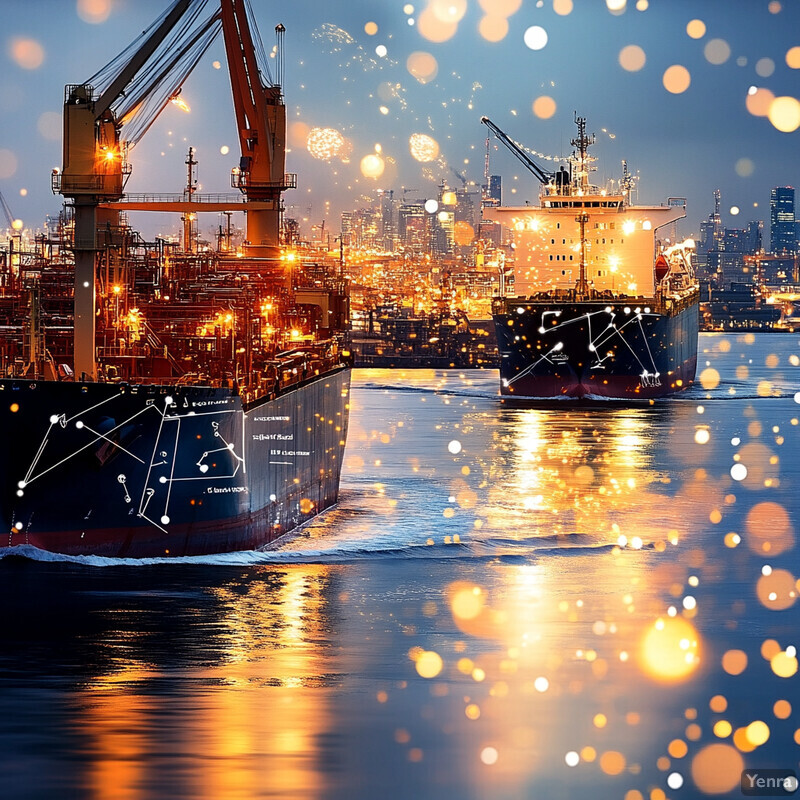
[9, 38, 45, 70]
[415, 650, 443, 678]
[0, 150, 18, 180]
[735, 157, 754, 177]
[599, 751, 626, 775]
[478, 15, 509, 42]
[532, 96, 556, 119]
[523, 26, 548, 51]
[478, 0, 521, 15]
[699, 367, 720, 389]
[360, 153, 385, 178]
[745, 501, 794, 555]
[746, 86, 775, 117]
[553, 0, 573, 15]
[306, 127, 345, 160]
[453, 221, 474, 246]
[77, 0, 112, 24]
[722, 648, 747, 675]
[686, 19, 706, 39]
[786, 46, 800, 68]
[430, 0, 467, 24]
[704, 38, 731, 65]
[768, 96, 800, 132]
[640, 618, 700, 682]
[409, 133, 439, 162]
[364, 21, 378, 36]
[756, 569, 797, 610]
[663, 65, 691, 94]
[407, 51, 438, 84]
[755, 57, 775, 77]
[417, 7, 458, 42]
[771, 650, 798, 678]
[36, 111, 61, 141]
[691, 745, 743, 794]
[619, 44, 646, 72]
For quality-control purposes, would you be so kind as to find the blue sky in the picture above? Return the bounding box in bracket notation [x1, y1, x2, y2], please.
[1, 0, 799, 242]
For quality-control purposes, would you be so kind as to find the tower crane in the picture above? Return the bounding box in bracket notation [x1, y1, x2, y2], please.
[480, 117, 554, 186]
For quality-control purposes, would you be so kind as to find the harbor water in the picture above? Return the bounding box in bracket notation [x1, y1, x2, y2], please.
[1, 332, 799, 799]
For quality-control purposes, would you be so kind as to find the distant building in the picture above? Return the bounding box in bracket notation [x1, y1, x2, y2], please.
[398, 201, 427, 252]
[770, 186, 796, 253]
[377, 189, 395, 251]
[745, 220, 763, 254]
[489, 175, 502, 205]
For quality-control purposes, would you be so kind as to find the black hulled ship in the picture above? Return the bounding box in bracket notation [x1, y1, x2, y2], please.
[483, 115, 699, 399]
[0, 0, 350, 557]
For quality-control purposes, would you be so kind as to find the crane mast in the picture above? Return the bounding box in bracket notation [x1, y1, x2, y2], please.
[57, 0, 194, 380]
[221, 0, 291, 255]
[55, 0, 297, 379]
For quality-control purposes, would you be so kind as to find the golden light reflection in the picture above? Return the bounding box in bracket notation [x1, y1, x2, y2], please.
[639, 617, 700, 682]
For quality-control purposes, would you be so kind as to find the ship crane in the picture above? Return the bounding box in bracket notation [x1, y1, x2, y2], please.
[222, 4, 294, 253]
[56, 0, 221, 380]
[56, 0, 294, 379]
[480, 117, 554, 186]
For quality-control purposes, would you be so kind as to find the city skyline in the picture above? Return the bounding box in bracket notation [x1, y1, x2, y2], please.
[1, 0, 800, 242]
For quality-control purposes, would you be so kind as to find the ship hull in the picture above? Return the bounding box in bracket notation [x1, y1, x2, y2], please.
[0, 369, 350, 557]
[494, 298, 699, 399]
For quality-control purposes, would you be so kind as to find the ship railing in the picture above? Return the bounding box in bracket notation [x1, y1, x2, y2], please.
[121, 192, 248, 204]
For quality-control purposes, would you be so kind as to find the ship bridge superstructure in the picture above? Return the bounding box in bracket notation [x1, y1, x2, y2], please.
[482, 115, 685, 298]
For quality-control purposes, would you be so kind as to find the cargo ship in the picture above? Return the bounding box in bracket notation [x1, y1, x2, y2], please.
[0, 0, 350, 557]
[482, 115, 699, 399]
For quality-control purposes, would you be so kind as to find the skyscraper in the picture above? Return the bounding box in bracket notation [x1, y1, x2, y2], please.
[770, 186, 796, 253]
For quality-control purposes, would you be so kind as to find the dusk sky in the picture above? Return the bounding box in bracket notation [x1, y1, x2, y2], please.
[2, 0, 799, 243]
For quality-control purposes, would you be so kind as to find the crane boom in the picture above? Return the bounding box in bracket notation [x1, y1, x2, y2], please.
[0, 192, 16, 229]
[221, 0, 289, 253]
[95, 0, 193, 118]
[480, 116, 553, 186]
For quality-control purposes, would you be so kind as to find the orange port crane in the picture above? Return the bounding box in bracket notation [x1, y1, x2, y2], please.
[221, 2, 294, 254]
[55, 0, 293, 379]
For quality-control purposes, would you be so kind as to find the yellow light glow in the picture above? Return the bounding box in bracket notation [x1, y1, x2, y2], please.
[639, 617, 700, 682]
[307, 127, 345, 160]
[415, 650, 443, 678]
[409, 133, 439, 162]
[170, 95, 191, 113]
